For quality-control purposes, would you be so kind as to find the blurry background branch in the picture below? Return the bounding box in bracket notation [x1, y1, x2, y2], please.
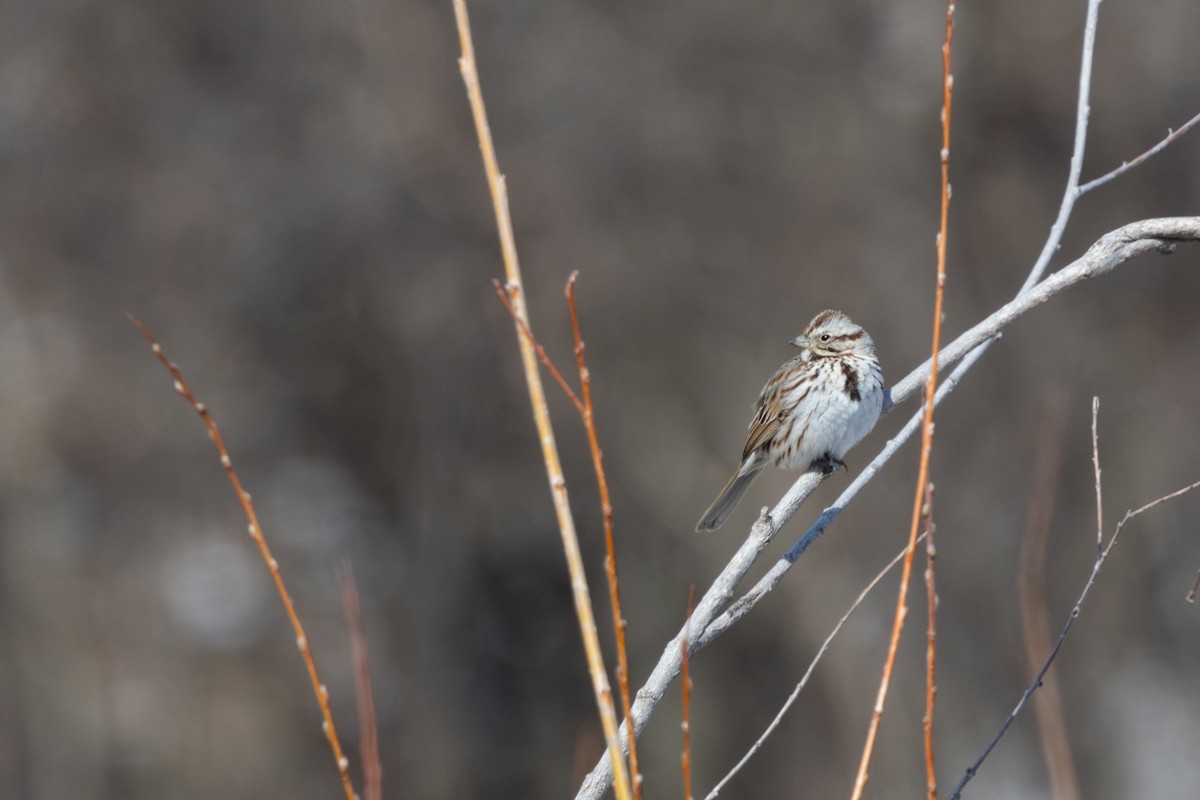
[1017, 395, 1080, 800]
[948, 399, 1200, 798]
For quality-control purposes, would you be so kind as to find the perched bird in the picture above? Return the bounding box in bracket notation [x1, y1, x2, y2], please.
[696, 310, 884, 532]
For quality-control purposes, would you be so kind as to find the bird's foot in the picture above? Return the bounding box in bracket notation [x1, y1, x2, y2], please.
[813, 454, 847, 475]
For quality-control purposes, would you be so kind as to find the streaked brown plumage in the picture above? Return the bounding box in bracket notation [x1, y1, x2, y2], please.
[697, 310, 884, 532]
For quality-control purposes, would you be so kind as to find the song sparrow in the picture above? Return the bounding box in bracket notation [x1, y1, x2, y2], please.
[696, 310, 884, 532]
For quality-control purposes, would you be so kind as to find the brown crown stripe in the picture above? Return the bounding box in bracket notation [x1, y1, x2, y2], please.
[805, 309, 841, 330]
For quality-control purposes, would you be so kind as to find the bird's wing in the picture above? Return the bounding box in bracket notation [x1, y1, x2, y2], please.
[741, 389, 784, 462]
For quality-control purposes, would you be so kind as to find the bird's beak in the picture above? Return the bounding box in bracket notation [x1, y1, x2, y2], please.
[789, 334, 811, 349]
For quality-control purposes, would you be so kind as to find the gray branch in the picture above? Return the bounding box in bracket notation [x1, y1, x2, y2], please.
[704, 217, 1199, 645]
[887, 217, 1199, 409]
[574, 216, 1200, 800]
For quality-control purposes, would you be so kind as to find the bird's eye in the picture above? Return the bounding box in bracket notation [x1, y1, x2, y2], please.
[820, 334, 831, 342]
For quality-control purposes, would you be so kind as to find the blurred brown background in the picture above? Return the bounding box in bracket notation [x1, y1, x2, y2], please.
[1, 0, 1198, 797]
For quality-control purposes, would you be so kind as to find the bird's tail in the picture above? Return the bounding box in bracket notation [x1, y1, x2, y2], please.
[696, 466, 763, 532]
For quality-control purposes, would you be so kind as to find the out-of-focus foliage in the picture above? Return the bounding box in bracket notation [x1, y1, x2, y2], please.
[0, 0, 1198, 797]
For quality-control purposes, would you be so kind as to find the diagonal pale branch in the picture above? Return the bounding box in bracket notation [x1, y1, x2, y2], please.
[708, 217, 1200, 639]
[450, 1, 632, 796]
[575, 215, 1200, 800]
[576, 499, 810, 799]
[576, 0, 1198, 791]
[705, 533, 927, 798]
[882, 223, 1196, 411]
[1079, 109, 1200, 195]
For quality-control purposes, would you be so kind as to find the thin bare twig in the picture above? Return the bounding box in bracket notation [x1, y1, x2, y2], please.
[1079, 110, 1200, 195]
[1092, 397, 1103, 556]
[492, 280, 585, 415]
[494, 274, 642, 793]
[128, 316, 357, 800]
[850, 5, 953, 798]
[923, 482, 939, 800]
[948, 401, 1200, 799]
[705, 533, 927, 799]
[451, 1, 631, 795]
[340, 563, 383, 800]
[681, 586, 697, 800]
[567, 274, 643, 798]
[1188, 570, 1200, 604]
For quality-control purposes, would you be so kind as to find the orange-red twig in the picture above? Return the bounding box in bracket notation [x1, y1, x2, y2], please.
[681, 586, 696, 800]
[340, 563, 383, 800]
[1092, 397, 1103, 556]
[493, 280, 585, 415]
[452, 0, 631, 793]
[850, 4, 953, 799]
[494, 274, 641, 795]
[567, 273, 643, 799]
[128, 315, 356, 800]
[922, 483, 938, 800]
